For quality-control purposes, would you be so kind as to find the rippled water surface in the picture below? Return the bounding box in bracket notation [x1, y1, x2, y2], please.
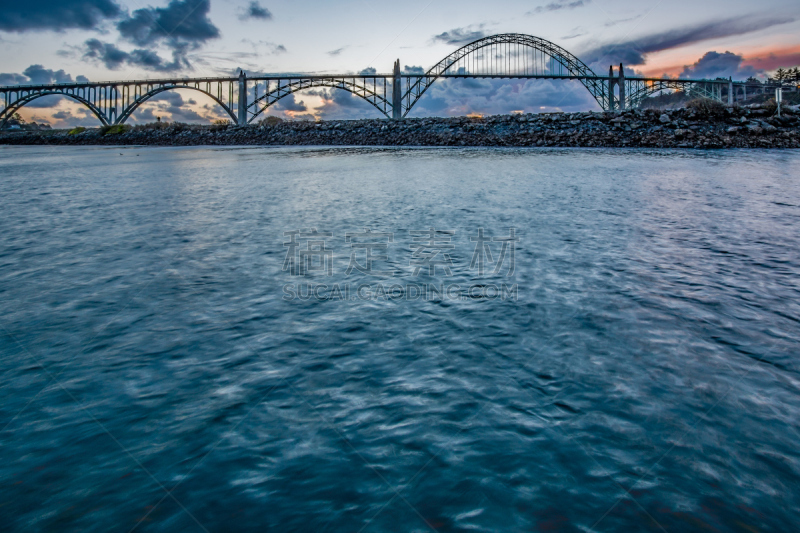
[1, 145, 800, 532]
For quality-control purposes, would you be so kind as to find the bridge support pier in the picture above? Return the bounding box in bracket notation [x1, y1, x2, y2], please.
[618, 64, 626, 111]
[238, 70, 247, 126]
[608, 66, 615, 111]
[392, 59, 402, 120]
[728, 78, 733, 105]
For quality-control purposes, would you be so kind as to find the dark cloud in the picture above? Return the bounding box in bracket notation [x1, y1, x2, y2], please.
[408, 78, 597, 116]
[581, 15, 795, 68]
[130, 47, 187, 71]
[84, 39, 129, 69]
[44, 108, 100, 127]
[0, 73, 28, 85]
[327, 47, 346, 56]
[403, 65, 425, 75]
[149, 91, 185, 106]
[0, 64, 87, 87]
[23, 95, 65, 108]
[312, 88, 382, 120]
[359, 67, 377, 75]
[129, 88, 213, 123]
[239, 1, 272, 21]
[528, 0, 589, 15]
[432, 26, 487, 46]
[680, 51, 759, 80]
[117, 0, 219, 49]
[272, 93, 307, 112]
[83, 39, 188, 71]
[23, 64, 77, 84]
[0, 65, 90, 113]
[0, 0, 122, 32]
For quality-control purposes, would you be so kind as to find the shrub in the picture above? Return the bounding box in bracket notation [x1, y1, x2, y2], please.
[67, 127, 86, 135]
[259, 116, 284, 126]
[212, 119, 231, 126]
[101, 124, 131, 135]
[685, 97, 725, 115]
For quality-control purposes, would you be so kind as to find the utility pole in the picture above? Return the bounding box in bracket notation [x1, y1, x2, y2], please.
[392, 60, 402, 120]
[238, 70, 247, 126]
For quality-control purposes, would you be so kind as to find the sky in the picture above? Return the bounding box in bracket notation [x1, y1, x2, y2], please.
[1, 0, 799, 126]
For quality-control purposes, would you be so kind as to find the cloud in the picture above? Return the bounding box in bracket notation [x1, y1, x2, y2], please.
[239, 1, 272, 21]
[83, 39, 188, 71]
[0, 73, 28, 86]
[403, 65, 425, 75]
[83, 39, 129, 69]
[272, 93, 307, 112]
[129, 88, 219, 123]
[117, 0, 219, 49]
[744, 46, 800, 72]
[41, 107, 100, 127]
[603, 15, 641, 28]
[581, 15, 796, 68]
[312, 87, 383, 120]
[241, 39, 287, 55]
[432, 26, 487, 46]
[528, 0, 589, 15]
[680, 51, 759, 80]
[0, 64, 88, 87]
[0, 65, 92, 113]
[327, 47, 346, 56]
[0, 0, 122, 32]
[359, 67, 377, 75]
[562, 30, 588, 40]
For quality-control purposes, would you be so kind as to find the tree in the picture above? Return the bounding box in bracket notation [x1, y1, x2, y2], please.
[792, 67, 800, 84]
[775, 68, 788, 84]
[12, 112, 25, 124]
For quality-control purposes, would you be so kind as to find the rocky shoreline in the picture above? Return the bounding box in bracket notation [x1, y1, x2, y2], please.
[3, 104, 799, 149]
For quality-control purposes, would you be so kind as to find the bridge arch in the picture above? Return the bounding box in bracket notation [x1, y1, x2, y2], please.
[248, 78, 392, 123]
[625, 80, 720, 108]
[403, 33, 608, 116]
[1, 91, 110, 128]
[115, 85, 238, 125]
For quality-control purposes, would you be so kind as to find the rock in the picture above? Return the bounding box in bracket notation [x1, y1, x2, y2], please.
[1, 110, 797, 149]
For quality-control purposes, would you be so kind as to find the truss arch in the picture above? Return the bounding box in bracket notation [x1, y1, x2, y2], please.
[248, 78, 392, 123]
[402, 33, 608, 116]
[1, 91, 110, 127]
[115, 85, 238, 125]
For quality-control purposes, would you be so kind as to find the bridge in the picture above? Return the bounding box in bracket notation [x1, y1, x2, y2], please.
[0, 34, 783, 128]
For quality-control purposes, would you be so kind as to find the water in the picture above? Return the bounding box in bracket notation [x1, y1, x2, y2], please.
[1, 145, 799, 532]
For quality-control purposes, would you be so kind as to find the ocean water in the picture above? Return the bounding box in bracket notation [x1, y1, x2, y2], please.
[1, 145, 799, 532]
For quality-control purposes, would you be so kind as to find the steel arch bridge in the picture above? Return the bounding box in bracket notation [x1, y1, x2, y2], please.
[399, 33, 612, 117]
[0, 33, 781, 128]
